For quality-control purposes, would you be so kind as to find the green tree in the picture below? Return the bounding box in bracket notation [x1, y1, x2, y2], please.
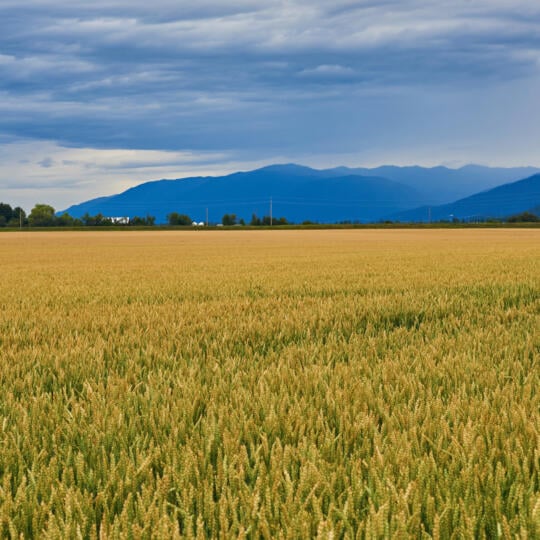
[167, 212, 192, 226]
[28, 204, 56, 227]
[250, 213, 261, 226]
[131, 215, 156, 226]
[9, 207, 27, 227]
[0, 203, 13, 227]
[222, 214, 237, 226]
[56, 213, 77, 227]
[261, 215, 288, 226]
[507, 211, 540, 223]
[81, 213, 113, 226]
[94, 214, 112, 226]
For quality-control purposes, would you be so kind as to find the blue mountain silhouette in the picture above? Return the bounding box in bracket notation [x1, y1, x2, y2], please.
[61, 165, 422, 224]
[60, 164, 540, 224]
[391, 173, 540, 222]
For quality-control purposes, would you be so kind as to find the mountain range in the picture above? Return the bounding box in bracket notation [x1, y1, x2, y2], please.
[391, 173, 540, 222]
[332, 165, 539, 204]
[61, 164, 540, 224]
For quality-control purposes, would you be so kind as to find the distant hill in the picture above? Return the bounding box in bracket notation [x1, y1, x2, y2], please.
[391, 173, 540, 222]
[60, 163, 540, 224]
[328, 165, 540, 204]
[61, 165, 422, 224]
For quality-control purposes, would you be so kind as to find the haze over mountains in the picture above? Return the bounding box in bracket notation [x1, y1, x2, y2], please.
[333, 165, 540, 204]
[392, 173, 540, 222]
[61, 164, 540, 224]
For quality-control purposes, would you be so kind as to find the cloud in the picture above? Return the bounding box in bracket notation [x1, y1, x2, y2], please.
[299, 65, 356, 78]
[0, 0, 539, 205]
[38, 157, 55, 168]
[0, 137, 277, 209]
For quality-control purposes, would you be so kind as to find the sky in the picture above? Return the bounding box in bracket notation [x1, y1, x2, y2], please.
[1, 0, 540, 210]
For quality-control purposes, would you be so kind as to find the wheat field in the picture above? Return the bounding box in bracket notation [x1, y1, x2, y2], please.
[0, 230, 538, 538]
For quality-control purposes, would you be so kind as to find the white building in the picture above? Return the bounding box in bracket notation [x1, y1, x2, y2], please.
[109, 217, 130, 225]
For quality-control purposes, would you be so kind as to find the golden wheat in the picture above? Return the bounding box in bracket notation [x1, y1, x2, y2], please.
[0, 230, 538, 538]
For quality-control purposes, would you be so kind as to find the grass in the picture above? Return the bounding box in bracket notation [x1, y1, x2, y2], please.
[0, 229, 538, 538]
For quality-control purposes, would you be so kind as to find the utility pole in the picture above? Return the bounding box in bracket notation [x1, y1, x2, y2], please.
[270, 197, 273, 226]
[19, 210, 22, 229]
[206, 207, 208, 227]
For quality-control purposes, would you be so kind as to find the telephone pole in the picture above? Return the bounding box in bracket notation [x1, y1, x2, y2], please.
[206, 207, 208, 227]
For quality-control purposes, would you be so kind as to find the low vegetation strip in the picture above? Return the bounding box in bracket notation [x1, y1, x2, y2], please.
[0, 230, 538, 538]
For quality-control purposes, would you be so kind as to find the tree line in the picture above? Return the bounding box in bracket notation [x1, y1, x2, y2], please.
[0, 203, 290, 227]
[169, 212, 289, 226]
[221, 213, 288, 226]
[0, 203, 156, 227]
[2, 201, 537, 227]
[0, 203, 26, 227]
